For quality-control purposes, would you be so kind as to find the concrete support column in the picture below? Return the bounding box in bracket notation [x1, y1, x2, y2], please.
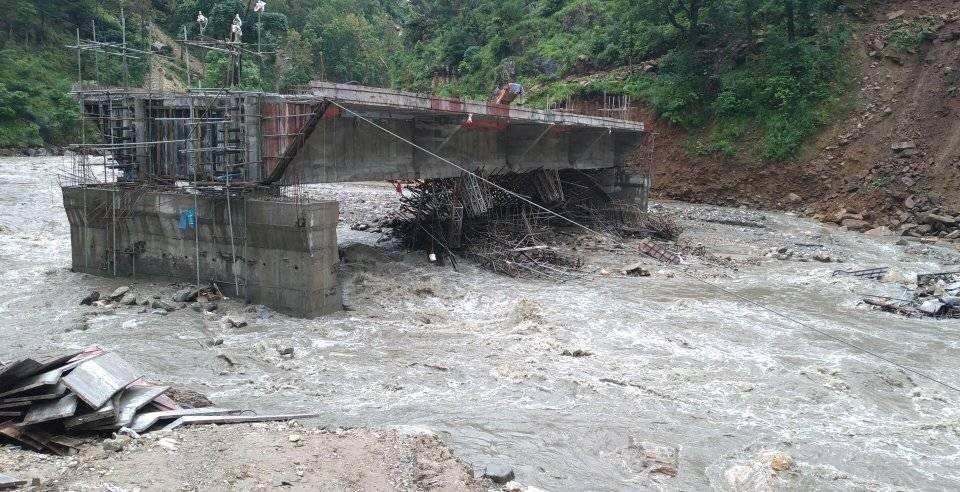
[244, 95, 262, 181]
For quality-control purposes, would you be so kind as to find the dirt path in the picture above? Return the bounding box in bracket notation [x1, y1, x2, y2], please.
[0, 424, 482, 491]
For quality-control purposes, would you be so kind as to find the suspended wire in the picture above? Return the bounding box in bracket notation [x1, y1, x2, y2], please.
[325, 98, 960, 394]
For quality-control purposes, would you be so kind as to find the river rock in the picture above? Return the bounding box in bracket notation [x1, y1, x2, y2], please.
[103, 436, 129, 453]
[152, 300, 177, 311]
[482, 464, 515, 484]
[80, 291, 100, 306]
[919, 299, 946, 315]
[278, 347, 294, 356]
[172, 287, 199, 303]
[725, 450, 799, 490]
[891, 140, 916, 151]
[122, 296, 138, 306]
[109, 286, 130, 300]
[923, 213, 957, 226]
[864, 226, 893, 236]
[841, 218, 871, 231]
[785, 193, 802, 203]
[151, 308, 169, 316]
[622, 439, 679, 477]
[222, 316, 248, 328]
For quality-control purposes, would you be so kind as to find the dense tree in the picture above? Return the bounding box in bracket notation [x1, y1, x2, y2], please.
[0, 0, 886, 160]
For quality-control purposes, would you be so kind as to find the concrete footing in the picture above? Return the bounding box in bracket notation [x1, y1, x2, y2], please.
[62, 186, 341, 317]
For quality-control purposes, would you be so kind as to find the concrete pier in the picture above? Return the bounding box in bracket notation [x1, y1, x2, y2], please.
[62, 187, 341, 317]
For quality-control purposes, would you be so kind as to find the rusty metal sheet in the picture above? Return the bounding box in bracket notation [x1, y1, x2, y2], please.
[0, 382, 68, 403]
[0, 401, 30, 410]
[0, 473, 26, 490]
[21, 393, 79, 425]
[0, 424, 43, 451]
[148, 392, 181, 411]
[21, 426, 74, 456]
[33, 351, 84, 373]
[126, 408, 238, 433]
[63, 401, 115, 429]
[638, 239, 683, 265]
[833, 267, 889, 280]
[0, 356, 92, 398]
[114, 386, 169, 427]
[161, 412, 319, 431]
[0, 359, 42, 391]
[61, 352, 141, 408]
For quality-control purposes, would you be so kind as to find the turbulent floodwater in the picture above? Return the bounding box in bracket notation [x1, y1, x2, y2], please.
[2, 156, 960, 490]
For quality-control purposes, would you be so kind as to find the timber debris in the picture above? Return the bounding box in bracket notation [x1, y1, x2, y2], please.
[0, 347, 316, 455]
[387, 169, 678, 277]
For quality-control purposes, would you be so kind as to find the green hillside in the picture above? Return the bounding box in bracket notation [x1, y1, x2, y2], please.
[1, 0, 876, 161]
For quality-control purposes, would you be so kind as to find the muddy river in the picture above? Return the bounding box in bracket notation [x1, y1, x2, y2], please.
[1, 156, 959, 490]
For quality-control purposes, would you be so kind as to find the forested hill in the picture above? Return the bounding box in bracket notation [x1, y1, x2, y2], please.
[1, 1, 885, 162]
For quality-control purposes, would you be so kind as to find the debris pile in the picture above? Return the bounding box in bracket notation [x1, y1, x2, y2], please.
[387, 169, 674, 276]
[863, 271, 960, 318]
[0, 347, 315, 455]
[826, 204, 960, 243]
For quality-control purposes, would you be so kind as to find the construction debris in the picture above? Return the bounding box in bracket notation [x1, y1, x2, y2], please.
[862, 271, 960, 318]
[638, 238, 683, 265]
[387, 169, 672, 277]
[833, 267, 889, 280]
[0, 347, 317, 455]
[0, 474, 25, 490]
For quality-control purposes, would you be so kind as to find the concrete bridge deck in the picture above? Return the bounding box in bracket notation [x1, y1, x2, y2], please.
[76, 82, 647, 188]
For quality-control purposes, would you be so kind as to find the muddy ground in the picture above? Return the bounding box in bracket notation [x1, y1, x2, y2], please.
[0, 423, 481, 491]
[2, 157, 960, 490]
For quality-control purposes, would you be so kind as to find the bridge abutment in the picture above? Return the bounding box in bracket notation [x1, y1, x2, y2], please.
[62, 186, 341, 317]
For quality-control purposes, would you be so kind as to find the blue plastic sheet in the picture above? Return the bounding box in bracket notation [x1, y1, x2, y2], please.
[178, 208, 196, 231]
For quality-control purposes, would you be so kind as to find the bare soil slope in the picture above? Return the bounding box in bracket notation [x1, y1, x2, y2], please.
[650, 1, 960, 225]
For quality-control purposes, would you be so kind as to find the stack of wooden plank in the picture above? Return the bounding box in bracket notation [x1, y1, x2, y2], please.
[0, 347, 316, 455]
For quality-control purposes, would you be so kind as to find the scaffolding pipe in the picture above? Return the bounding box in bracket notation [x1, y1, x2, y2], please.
[190, 97, 201, 291]
[226, 175, 239, 295]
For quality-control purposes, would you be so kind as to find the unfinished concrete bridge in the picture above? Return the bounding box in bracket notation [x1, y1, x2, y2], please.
[64, 82, 649, 316]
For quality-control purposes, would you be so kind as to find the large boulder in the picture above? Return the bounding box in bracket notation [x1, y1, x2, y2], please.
[923, 213, 957, 226]
[109, 286, 130, 300]
[864, 226, 894, 236]
[80, 291, 100, 306]
[172, 287, 199, 303]
[841, 218, 871, 231]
